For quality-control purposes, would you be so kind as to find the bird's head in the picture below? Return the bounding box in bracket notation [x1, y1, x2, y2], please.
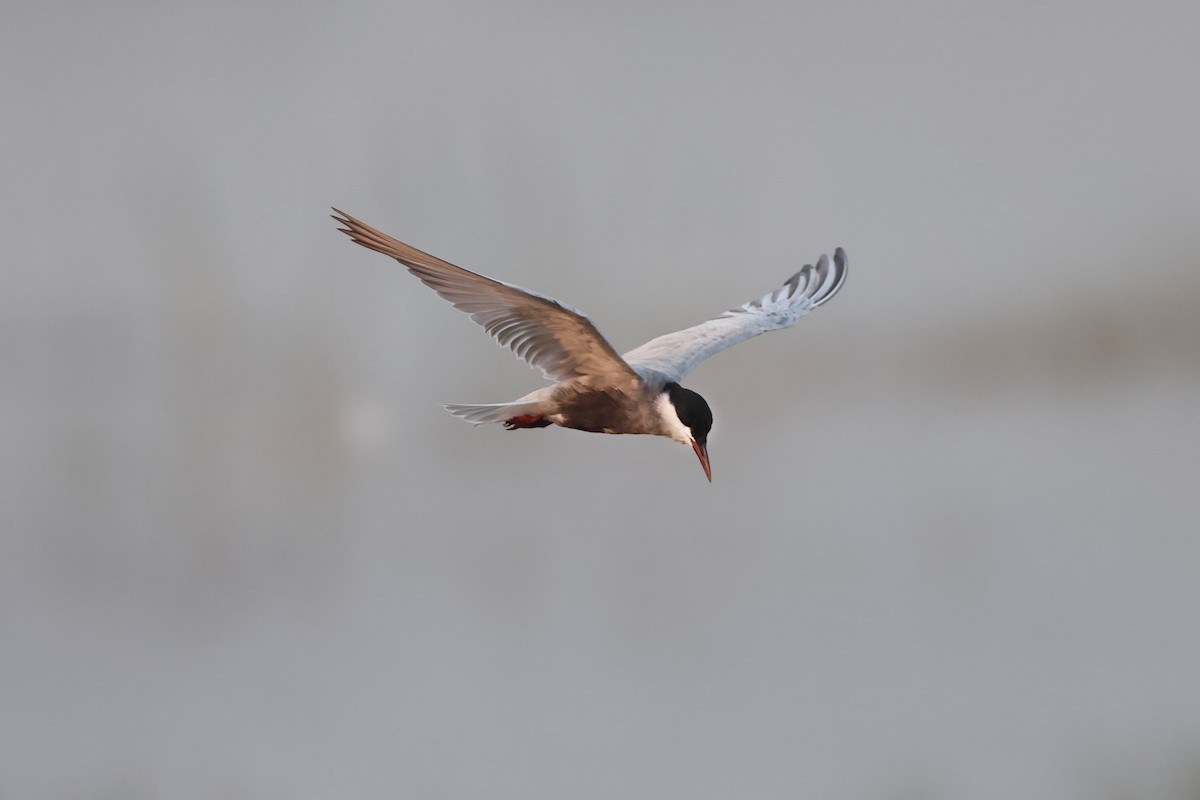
[657, 383, 713, 482]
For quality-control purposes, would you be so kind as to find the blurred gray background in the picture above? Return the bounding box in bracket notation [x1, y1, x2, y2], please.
[3, 2, 1199, 798]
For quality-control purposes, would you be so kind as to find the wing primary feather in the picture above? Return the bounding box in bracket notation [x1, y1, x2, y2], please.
[621, 247, 848, 383]
[332, 208, 637, 383]
[809, 248, 848, 308]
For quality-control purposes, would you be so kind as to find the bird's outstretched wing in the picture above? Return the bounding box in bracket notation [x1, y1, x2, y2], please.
[332, 209, 637, 383]
[622, 248, 847, 383]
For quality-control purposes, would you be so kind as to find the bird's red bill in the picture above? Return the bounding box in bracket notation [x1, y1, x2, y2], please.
[691, 439, 712, 482]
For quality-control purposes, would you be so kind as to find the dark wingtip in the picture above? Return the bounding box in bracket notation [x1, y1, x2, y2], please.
[331, 208, 354, 235]
[808, 247, 847, 307]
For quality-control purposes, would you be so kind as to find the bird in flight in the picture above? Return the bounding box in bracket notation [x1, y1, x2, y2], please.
[332, 209, 847, 481]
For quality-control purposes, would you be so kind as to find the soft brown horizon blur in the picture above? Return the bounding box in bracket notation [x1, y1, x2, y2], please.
[3, 2, 1199, 798]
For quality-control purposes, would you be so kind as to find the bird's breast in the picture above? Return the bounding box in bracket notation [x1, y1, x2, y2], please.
[550, 384, 658, 436]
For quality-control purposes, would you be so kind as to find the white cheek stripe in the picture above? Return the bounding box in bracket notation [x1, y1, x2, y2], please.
[654, 393, 694, 444]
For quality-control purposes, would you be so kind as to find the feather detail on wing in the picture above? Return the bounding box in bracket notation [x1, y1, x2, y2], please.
[332, 209, 637, 383]
[622, 248, 847, 383]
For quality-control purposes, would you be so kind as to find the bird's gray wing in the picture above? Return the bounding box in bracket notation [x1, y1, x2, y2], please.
[333, 209, 638, 383]
[622, 248, 847, 383]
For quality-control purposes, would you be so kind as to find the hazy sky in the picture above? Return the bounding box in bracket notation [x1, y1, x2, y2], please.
[3, 2, 1200, 798]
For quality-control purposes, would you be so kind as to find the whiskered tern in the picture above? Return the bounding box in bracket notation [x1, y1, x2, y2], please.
[333, 209, 847, 481]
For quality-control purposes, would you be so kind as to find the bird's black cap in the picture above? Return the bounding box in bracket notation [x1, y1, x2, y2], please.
[666, 383, 713, 442]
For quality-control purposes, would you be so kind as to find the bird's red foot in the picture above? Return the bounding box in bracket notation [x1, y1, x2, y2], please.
[503, 414, 552, 430]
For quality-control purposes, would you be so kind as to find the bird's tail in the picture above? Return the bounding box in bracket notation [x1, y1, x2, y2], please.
[442, 402, 544, 425]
